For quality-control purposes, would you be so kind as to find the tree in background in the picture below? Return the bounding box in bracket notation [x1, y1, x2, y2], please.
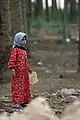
[0, 2, 4, 79]
[65, 0, 69, 15]
[0, 0, 12, 80]
[51, 0, 57, 20]
[27, 0, 32, 36]
[45, 0, 49, 21]
[21, 0, 28, 33]
[10, 0, 24, 35]
[78, 0, 80, 72]
[34, 0, 43, 19]
[26, 0, 32, 59]
[69, 0, 76, 22]
[0, 0, 27, 81]
[39, 0, 43, 16]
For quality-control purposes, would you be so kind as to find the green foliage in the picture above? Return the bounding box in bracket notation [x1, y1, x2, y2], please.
[32, 16, 63, 30]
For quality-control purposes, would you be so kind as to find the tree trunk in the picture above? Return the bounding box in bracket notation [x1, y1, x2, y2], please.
[34, 0, 43, 19]
[39, 0, 43, 16]
[0, 0, 11, 41]
[0, 1, 4, 78]
[45, 0, 49, 21]
[0, 0, 25, 80]
[69, 0, 76, 22]
[0, 0, 11, 80]
[65, 0, 68, 14]
[21, 0, 28, 33]
[51, 0, 57, 20]
[10, 0, 24, 35]
[78, 0, 80, 72]
[27, 0, 32, 36]
[7, 0, 12, 41]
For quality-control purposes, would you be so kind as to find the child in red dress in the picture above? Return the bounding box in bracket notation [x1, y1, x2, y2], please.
[8, 32, 32, 107]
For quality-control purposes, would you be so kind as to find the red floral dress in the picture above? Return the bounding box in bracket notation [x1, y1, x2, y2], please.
[8, 48, 31, 104]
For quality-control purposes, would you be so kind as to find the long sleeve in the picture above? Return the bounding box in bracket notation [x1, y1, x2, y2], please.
[28, 64, 32, 73]
[26, 51, 32, 73]
[8, 48, 17, 69]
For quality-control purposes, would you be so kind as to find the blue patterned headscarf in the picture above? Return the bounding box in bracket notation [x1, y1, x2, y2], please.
[12, 32, 28, 48]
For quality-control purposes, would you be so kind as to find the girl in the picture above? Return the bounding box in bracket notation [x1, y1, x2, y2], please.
[8, 32, 32, 107]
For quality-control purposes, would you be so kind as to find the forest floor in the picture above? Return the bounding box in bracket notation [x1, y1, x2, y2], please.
[0, 36, 80, 117]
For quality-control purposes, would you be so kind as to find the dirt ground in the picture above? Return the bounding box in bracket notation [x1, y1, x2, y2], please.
[0, 38, 80, 116]
[30, 40, 79, 93]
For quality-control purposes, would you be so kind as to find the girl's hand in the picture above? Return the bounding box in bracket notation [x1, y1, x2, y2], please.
[29, 69, 32, 74]
[12, 69, 15, 76]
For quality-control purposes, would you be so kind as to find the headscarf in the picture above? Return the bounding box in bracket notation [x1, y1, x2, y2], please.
[12, 32, 28, 48]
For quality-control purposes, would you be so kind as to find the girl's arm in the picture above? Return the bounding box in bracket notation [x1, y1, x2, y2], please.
[8, 48, 17, 69]
[28, 64, 32, 73]
[26, 51, 32, 73]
